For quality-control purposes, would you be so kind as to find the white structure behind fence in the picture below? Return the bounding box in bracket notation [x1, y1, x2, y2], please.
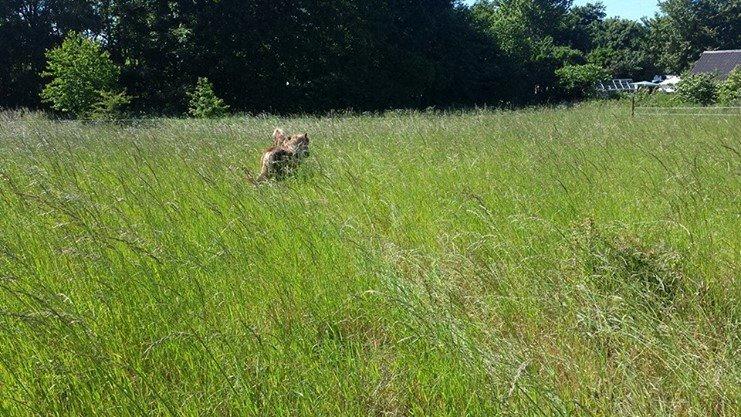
[596, 79, 636, 92]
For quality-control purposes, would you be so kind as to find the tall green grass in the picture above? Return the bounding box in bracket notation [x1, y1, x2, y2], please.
[0, 104, 739, 416]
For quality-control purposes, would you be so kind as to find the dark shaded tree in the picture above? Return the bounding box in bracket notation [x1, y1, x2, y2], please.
[0, 0, 738, 111]
[472, 0, 586, 102]
[82, 0, 503, 113]
[0, 0, 100, 107]
[565, 2, 607, 53]
[588, 18, 657, 80]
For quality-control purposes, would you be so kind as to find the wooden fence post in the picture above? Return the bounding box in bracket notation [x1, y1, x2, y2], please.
[631, 94, 636, 117]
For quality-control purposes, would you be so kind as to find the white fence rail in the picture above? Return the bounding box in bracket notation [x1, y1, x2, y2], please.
[631, 103, 741, 117]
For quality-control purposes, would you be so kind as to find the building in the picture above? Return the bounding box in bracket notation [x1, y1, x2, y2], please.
[691, 50, 741, 80]
[658, 75, 681, 93]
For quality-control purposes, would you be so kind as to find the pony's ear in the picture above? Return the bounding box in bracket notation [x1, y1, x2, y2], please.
[273, 128, 286, 144]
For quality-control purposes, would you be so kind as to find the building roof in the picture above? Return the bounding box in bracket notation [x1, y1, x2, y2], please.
[691, 50, 741, 80]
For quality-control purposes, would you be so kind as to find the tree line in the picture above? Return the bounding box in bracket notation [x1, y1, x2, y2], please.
[1, 0, 739, 115]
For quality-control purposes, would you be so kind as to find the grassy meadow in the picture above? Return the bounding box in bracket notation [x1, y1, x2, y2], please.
[0, 104, 739, 416]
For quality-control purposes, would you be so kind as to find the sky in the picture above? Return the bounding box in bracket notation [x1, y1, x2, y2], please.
[463, 1, 660, 21]
[572, 0, 659, 20]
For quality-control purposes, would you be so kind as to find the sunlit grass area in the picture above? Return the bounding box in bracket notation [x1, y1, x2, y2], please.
[0, 104, 739, 416]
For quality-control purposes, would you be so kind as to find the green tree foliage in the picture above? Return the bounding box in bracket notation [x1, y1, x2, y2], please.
[649, 0, 741, 73]
[98, 0, 496, 113]
[556, 64, 610, 98]
[473, 0, 573, 58]
[0, 1, 738, 111]
[89, 89, 132, 120]
[472, 0, 577, 101]
[187, 77, 229, 119]
[564, 2, 607, 52]
[587, 18, 656, 80]
[41, 32, 121, 118]
[0, 0, 100, 107]
[676, 73, 718, 105]
[100, 0, 200, 112]
[717, 67, 741, 105]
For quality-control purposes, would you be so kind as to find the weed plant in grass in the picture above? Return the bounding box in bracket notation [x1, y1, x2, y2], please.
[0, 104, 739, 416]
